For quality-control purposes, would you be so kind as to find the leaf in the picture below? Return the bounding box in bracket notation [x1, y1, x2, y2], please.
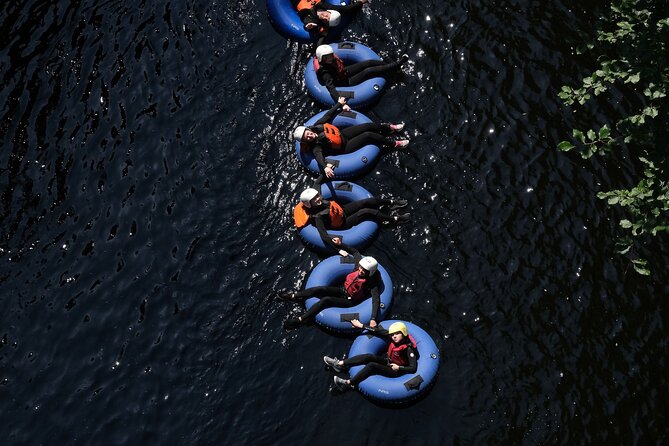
[627, 73, 641, 83]
[620, 219, 632, 228]
[607, 196, 620, 205]
[558, 141, 575, 151]
[573, 129, 586, 143]
[617, 244, 632, 255]
[599, 125, 611, 139]
[587, 129, 597, 140]
[633, 263, 651, 275]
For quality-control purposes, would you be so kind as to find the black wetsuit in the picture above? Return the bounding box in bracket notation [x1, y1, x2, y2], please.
[297, 1, 364, 46]
[291, 245, 381, 322]
[317, 57, 403, 103]
[343, 326, 418, 386]
[303, 102, 394, 176]
[307, 197, 394, 251]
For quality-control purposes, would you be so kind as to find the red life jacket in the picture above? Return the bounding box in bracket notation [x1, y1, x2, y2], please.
[296, 0, 320, 12]
[344, 270, 367, 300]
[386, 335, 418, 366]
[322, 123, 343, 150]
[313, 55, 347, 82]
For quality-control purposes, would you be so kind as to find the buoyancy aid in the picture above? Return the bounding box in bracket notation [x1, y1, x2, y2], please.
[343, 270, 367, 300]
[327, 200, 344, 228]
[322, 123, 343, 150]
[314, 54, 347, 82]
[387, 335, 418, 366]
[293, 201, 344, 229]
[296, 0, 320, 12]
[293, 203, 310, 229]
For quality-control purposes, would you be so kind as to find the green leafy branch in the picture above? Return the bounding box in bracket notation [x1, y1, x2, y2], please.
[556, 0, 669, 275]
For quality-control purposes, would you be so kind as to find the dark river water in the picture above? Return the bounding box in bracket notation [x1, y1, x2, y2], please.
[1, 0, 667, 444]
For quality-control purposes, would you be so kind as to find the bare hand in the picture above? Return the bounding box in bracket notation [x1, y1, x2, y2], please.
[369, 320, 377, 328]
[390, 364, 400, 371]
[337, 97, 347, 105]
[331, 236, 342, 245]
[342, 104, 351, 112]
[325, 165, 335, 178]
[350, 319, 364, 329]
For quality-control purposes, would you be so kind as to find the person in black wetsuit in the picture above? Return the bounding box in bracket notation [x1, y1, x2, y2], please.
[314, 44, 408, 104]
[293, 97, 409, 178]
[279, 243, 383, 329]
[323, 320, 419, 391]
[295, 0, 368, 46]
[293, 187, 410, 252]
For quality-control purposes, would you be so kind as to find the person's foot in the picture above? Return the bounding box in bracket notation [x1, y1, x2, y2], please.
[389, 199, 408, 210]
[276, 290, 297, 301]
[394, 212, 411, 223]
[283, 317, 302, 330]
[394, 139, 410, 149]
[389, 122, 405, 132]
[383, 213, 411, 225]
[323, 356, 342, 372]
[333, 376, 353, 391]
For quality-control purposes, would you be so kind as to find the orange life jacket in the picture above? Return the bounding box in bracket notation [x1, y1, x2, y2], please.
[296, 0, 320, 12]
[322, 123, 343, 150]
[313, 54, 347, 82]
[293, 201, 344, 229]
[387, 335, 418, 366]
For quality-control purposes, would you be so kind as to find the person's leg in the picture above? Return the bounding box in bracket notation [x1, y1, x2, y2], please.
[292, 286, 344, 300]
[348, 59, 405, 85]
[299, 296, 354, 321]
[344, 132, 392, 152]
[341, 198, 390, 215]
[349, 362, 399, 386]
[345, 60, 388, 78]
[342, 353, 386, 367]
[340, 123, 385, 140]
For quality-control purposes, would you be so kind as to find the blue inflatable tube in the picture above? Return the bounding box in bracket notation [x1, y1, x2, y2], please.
[296, 181, 379, 255]
[348, 320, 440, 404]
[303, 255, 393, 333]
[305, 42, 387, 109]
[266, 0, 352, 43]
[296, 109, 381, 180]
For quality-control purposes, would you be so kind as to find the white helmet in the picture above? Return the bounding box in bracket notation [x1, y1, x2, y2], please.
[300, 188, 319, 208]
[293, 126, 306, 141]
[358, 256, 378, 275]
[315, 44, 334, 62]
[327, 10, 341, 26]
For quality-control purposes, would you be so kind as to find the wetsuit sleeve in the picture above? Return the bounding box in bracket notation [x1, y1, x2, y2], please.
[369, 282, 380, 322]
[339, 243, 361, 259]
[312, 216, 338, 251]
[364, 326, 390, 337]
[315, 102, 343, 125]
[399, 346, 418, 373]
[320, 70, 340, 102]
[312, 144, 327, 172]
[334, 242, 359, 260]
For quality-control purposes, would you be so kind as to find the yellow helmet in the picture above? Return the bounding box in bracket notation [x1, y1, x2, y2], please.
[388, 322, 407, 336]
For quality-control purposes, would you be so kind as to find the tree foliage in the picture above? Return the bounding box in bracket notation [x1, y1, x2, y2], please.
[558, 0, 669, 275]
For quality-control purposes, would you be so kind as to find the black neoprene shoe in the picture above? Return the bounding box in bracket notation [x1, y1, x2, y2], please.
[283, 318, 301, 330]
